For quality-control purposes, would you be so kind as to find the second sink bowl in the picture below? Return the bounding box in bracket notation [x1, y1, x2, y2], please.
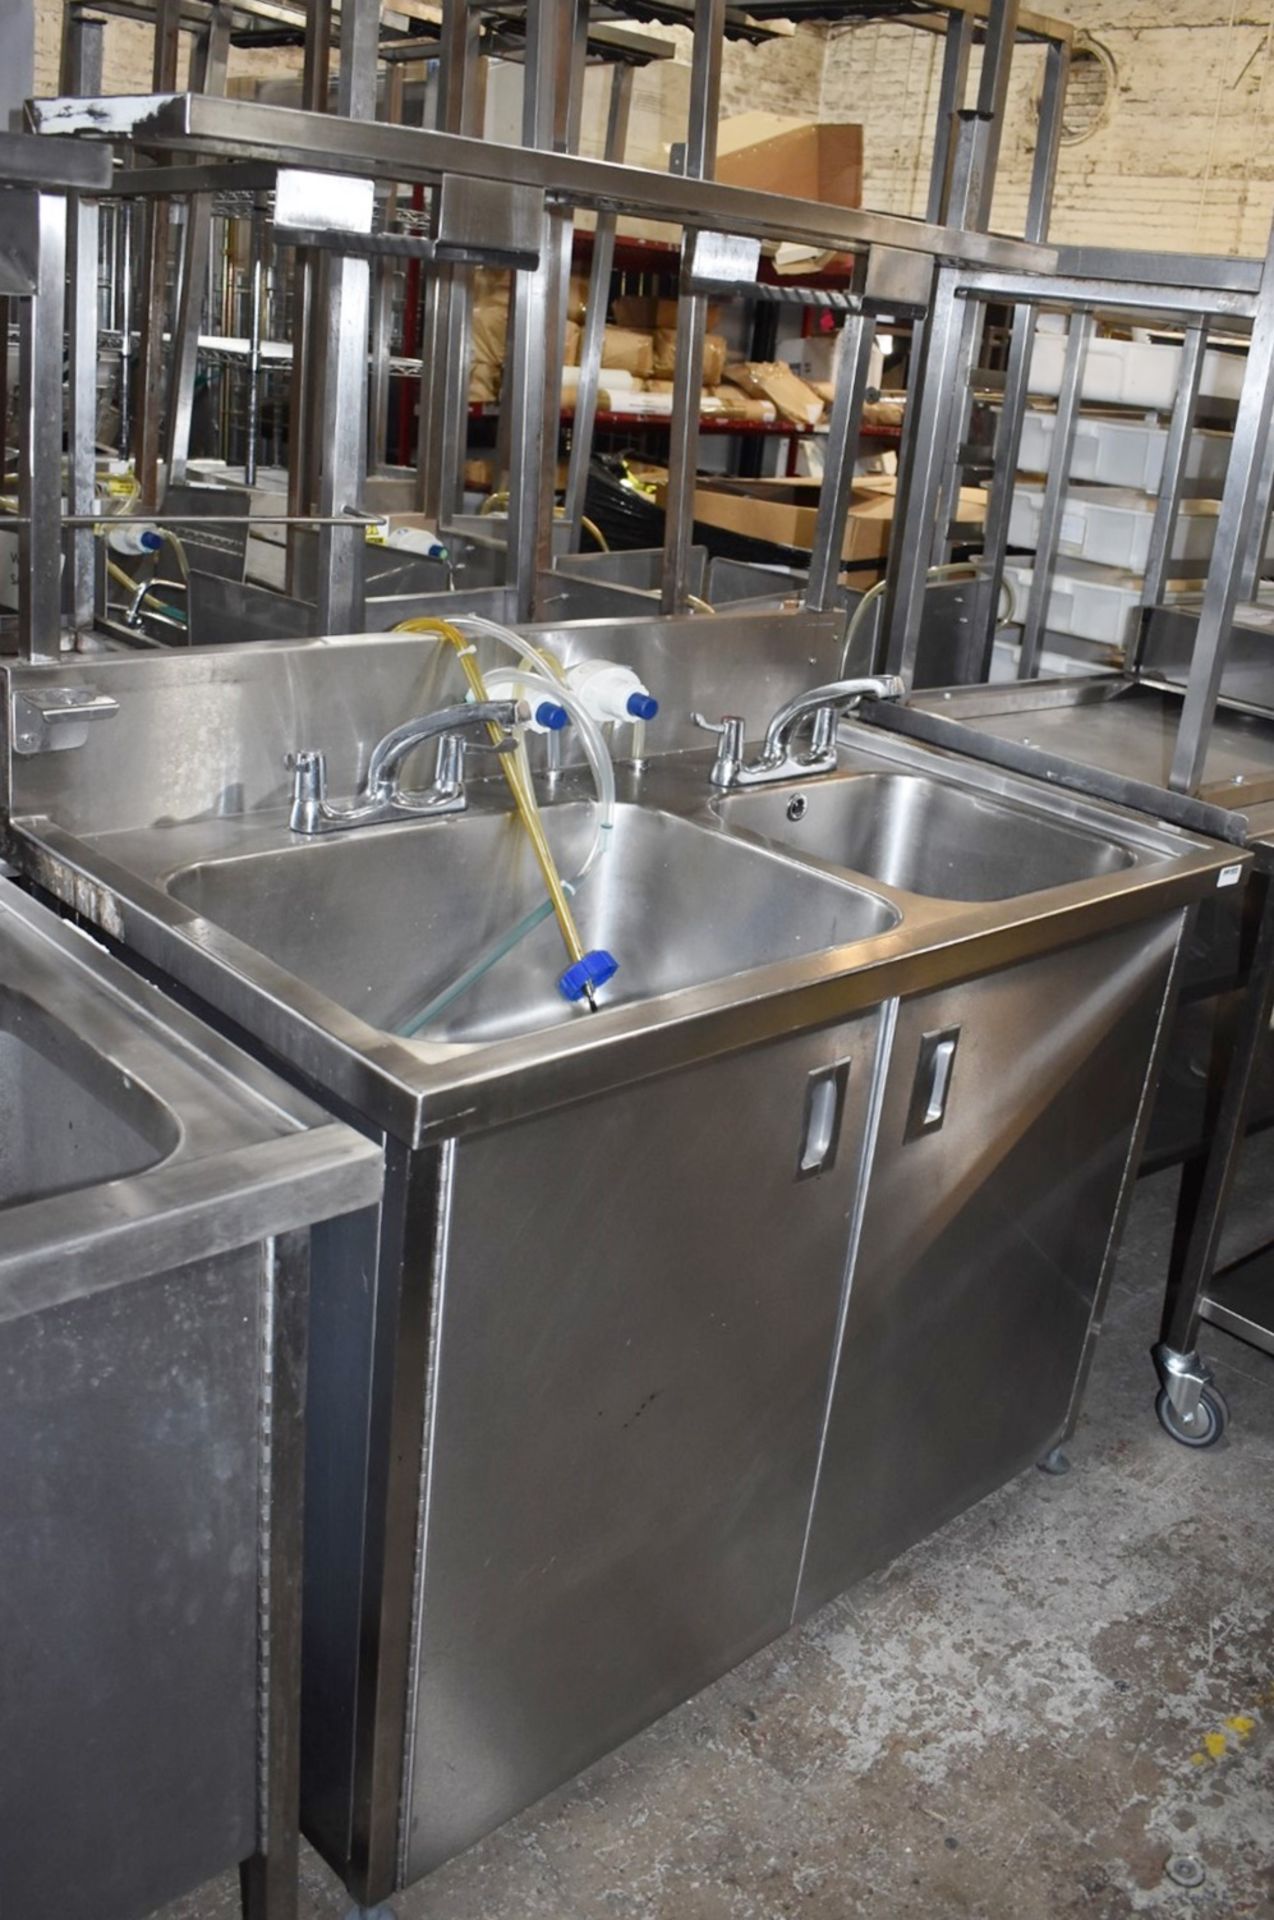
[167, 801, 897, 1045]
[713, 772, 1139, 902]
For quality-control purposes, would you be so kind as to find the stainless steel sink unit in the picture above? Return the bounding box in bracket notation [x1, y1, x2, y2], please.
[0, 885, 382, 1920]
[0, 636, 1242, 1909]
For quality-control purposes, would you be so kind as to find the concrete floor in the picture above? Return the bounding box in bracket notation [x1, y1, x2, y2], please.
[169, 1145, 1274, 1920]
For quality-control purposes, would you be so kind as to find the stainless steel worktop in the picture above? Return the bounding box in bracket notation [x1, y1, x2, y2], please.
[0, 878, 381, 1294]
[6, 718, 1236, 1147]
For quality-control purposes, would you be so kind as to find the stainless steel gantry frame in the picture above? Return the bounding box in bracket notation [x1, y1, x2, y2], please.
[33, 72, 1059, 636]
[862, 229, 1274, 1444]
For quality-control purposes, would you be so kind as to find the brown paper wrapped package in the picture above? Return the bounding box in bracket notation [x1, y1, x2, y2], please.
[651, 329, 728, 385]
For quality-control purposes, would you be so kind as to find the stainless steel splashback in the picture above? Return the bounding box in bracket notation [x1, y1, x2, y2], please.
[2, 611, 846, 836]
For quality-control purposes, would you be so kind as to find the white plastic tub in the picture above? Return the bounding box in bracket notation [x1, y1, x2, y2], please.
[1029, 330, 1245, 410]
[990, 635, 1111, 681]
[1008, 484, 1231, 572]
[1012, 407, 1231, 491]
[1002, 558, 1161, 650]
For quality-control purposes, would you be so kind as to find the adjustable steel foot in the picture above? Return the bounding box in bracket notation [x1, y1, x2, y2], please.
[1037, 1445, 1071, 1476]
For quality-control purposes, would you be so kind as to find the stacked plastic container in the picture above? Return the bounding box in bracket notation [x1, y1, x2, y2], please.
[995, 319, 1243, 677]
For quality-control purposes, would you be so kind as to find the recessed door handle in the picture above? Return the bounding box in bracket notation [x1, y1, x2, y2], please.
[906, 1026, 961, 1139]
[798, 1058, 851, 1178]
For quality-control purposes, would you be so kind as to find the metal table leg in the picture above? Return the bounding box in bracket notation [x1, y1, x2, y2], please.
[1153, 866, 1274, 1444]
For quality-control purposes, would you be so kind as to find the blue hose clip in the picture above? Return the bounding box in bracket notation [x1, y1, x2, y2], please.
[559, 948, 619, 1003]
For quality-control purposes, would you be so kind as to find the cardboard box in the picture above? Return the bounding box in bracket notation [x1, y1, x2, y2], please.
[655, 474, 985, 564]
[715, 113, 863, 209]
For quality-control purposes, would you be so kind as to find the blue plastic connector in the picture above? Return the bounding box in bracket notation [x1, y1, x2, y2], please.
[535, 701, 570, 731]
[558, 948, 620, 1002]
[626, 691, 659, 722]
[139, 529, 163, 553]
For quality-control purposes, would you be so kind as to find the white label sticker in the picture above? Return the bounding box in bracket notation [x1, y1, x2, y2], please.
[1217, 863, 1244, 888]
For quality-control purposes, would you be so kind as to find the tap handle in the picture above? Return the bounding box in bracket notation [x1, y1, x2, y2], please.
[286, 748, 328, 831]
[691, 711, 746, 748]
[286, 748, 327, 799]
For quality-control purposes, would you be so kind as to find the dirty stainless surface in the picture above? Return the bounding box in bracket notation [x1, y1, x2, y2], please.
[156, 1151, 1274, 1920]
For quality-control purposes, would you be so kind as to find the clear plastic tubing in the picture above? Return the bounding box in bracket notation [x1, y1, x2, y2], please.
[396, 664, 615, 1037]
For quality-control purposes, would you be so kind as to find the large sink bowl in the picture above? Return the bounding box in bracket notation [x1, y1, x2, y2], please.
[167, 800, 897, 1045]
[0, 988, 177, 1208]
[713, 772, 1140, 902]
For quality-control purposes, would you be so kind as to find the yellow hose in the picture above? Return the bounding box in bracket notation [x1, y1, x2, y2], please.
[477, 489, 610, 551]
[394, 617, 589, 976]
[105, 556, 184, 622]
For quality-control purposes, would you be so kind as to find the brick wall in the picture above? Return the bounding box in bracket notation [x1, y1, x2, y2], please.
[817, 5, 1274, 257]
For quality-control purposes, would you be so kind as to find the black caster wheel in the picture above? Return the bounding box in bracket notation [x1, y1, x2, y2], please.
[1155, 1382, 1229, 1448]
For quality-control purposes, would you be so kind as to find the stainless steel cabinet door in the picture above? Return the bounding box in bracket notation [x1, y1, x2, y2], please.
[797, 916, 1179, 1619]
[403, 1011, 884, 1879]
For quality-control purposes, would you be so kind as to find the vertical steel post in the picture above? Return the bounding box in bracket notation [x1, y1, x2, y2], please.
[166, 2, 230, 485]
[285, 0, 333, 594]
[132, 0, 183, 508]
[66, 194, 100, 642]
[971, 0, 1021, 230]
[503, 0, 567, 620]
[417, 0, 485, 525]
[367, 62, 405, 477]
[315, 0, 379, 632]
[1016, 307, 1092, 679]
[62, 8, 105, 642]
[927, 112, 992, 565]
[970, 33, 1069, 672]
[562, 59, 634, 548]
[117, 204, 134, 458]
[17, 192, 68, 660]
[1171, 222, 1274, 792]
[1138, 322, 1206, 623]
[243, 201, 266, 489]
[924, 12, 973, 225]
[659, 0, 726, 616]
[59, 4, 104, 95]
[881, 263, 965, 684]
[804, 311, 878, 613]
